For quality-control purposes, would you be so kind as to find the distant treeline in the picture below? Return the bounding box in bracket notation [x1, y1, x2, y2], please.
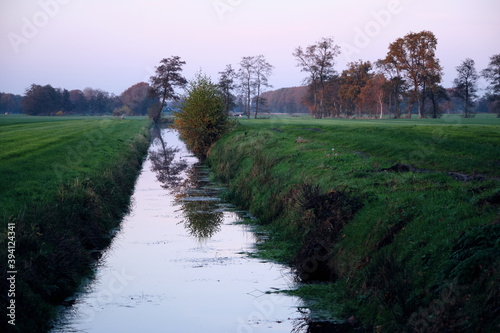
[218, 31, 500, 119]
[287, 33, 500, 119]
[259, 86, 493, 116]
[260, 87, 309, 114]
[2, 82, 159, 116]
[0, 92, 23, 114]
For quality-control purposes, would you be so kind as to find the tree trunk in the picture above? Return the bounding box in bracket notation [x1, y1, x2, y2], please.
[254, 97, 258, 119]
[419, 82, 427, 118]
[379, 94, 384, 119]
[255, 85, 260, 119]
[464, 84, 469, 118]
[388, 92, 392, 118]
[407, 101, 415, 118]
[318, 87, 324, 119]
[246, 84, 251, 119]
[155, 92, 167, 123]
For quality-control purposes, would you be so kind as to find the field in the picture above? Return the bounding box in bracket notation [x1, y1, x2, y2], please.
[208, 114, 500, 331]
[0, 115, 150, 332]
[0, 115, 148, 215]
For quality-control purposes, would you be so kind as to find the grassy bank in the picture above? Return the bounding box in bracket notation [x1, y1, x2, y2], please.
[0, 116, 150, 332]
[207, 115, 500, 331]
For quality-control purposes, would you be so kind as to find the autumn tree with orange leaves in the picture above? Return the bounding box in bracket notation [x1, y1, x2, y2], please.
[385, 31, 442, 118]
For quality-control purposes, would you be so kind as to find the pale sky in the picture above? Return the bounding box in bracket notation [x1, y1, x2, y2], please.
[1, 0, 499, 96]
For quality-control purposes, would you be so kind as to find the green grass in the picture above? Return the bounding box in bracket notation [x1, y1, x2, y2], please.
[0, 115, 150, 332]
[0, 116, 149, 216]
[208, 114, 500, 331]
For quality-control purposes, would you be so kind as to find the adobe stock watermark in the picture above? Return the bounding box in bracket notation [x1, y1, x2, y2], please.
[76, 267, 135, 325]
[340, 0, 405, 62]
[236, 290, 291, 333]
[7, 0, 72, 54]
[142, 65, 156, 83]
[213, 0, 244, 21]
[52, 119, 118, 182]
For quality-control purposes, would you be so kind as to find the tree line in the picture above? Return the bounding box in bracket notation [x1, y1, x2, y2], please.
[12, 82, 158, 116]
[260, 87, 309, 114]
[146, 57, 230, 158]
[293, 32, 500, 118]
[212, 30, 499, 119]
[217, 55, 273, 119]
[10, 30, 500, 119]
[0, 92, 23, 114]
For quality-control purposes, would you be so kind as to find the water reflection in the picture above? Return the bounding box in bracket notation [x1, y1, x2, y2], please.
[149, 127, 224, 241]
[149, 125, 188, 189]
[51, 127, 305, 333]
[174, 164, 224, 240]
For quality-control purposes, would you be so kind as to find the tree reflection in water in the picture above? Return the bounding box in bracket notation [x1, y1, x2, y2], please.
[149, 127, 224, 240]
[149, 126, 189, 189]
[174, 163, 223, 240]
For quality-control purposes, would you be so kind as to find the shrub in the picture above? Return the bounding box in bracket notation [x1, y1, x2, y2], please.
[172, 73, 229, 158]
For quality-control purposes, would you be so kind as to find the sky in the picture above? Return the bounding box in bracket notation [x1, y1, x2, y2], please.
[1, 0, 499, 96]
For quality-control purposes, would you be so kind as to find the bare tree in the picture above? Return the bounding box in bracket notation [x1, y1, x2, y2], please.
[218, 64, 237, 115]
[453, 58, 479, 118]
[252, 55, 273, 119]
[359, 74, 386, 119]
[149, 56, 187, 122]
[238, 56, 255, 119]
[293, 37, 341, 118]
[375, 59, 406, 118]
[482, 54, 500, 116]
[426, 85, 449, 118]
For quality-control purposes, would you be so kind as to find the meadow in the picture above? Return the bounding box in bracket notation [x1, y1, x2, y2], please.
[0, 115, 148, 215]
[0, 115, 150, 332]
[208, 114, 500, 331]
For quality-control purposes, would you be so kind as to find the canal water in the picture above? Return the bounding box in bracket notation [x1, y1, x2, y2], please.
[51, 128, 304, 333]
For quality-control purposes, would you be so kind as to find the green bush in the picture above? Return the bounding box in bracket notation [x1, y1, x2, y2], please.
[172, 73, 229, 158]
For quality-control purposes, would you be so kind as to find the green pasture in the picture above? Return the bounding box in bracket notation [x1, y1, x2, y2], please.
[237, 113, 500, 176]
[0, 115, 150, 332]
[208, 113, 500, 330]
[0, 115, 149, 217]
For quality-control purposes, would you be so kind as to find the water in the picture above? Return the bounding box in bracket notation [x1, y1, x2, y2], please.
[51, 128, 303, 333]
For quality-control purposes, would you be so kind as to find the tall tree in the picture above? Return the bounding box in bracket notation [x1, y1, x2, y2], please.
[94, 89, 110, 116]
[0, 93, 23, 114]
[238, 56, 255, 119]
[69, 90, 87, 115]
[21, 84, 59, 115]
[339, 60, 372, 117]
[83, 87, 98, 115]
[482, 54, 500, 116]
[359, 74, 386, 119]
[375, 59, 406, 118]
[149, 56, 187, 122]
[252, 55, 273, 119]
[218, 64, 237, 114]
[453, 58, 479, 118]
[323, 76, 342, 117]
[293, 37, 341, 118]
[385, 30, 442, 118]
[121, 82, 153, 115]
[61, 89, 73, 113]
[426, 85, 449, 118]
